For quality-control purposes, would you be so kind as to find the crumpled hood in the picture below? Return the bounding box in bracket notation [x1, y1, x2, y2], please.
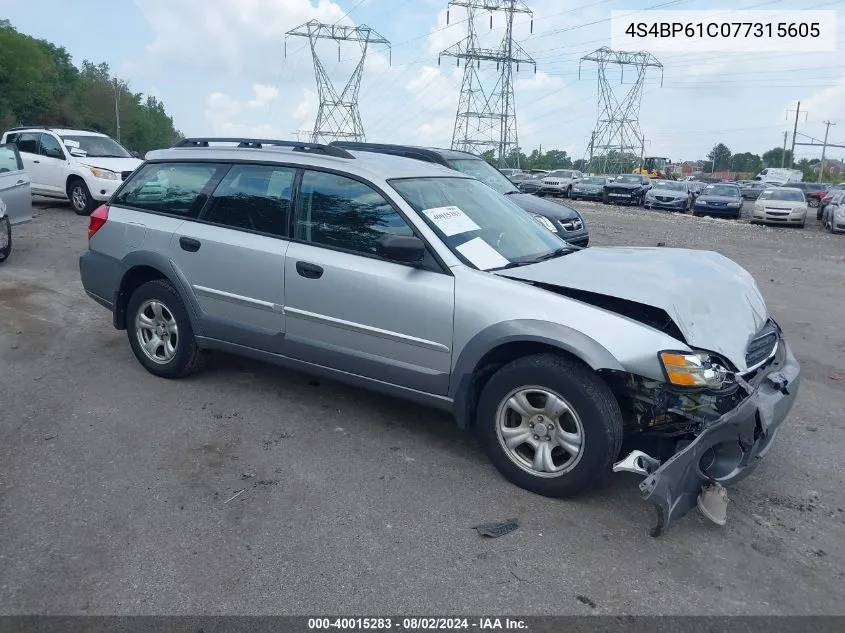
[651, 188, 687, 198]
[508, 193, 580, 221]
[497, 246, 769, 371]
[74, 156, 142, 173]
[606, 182, 644, 190]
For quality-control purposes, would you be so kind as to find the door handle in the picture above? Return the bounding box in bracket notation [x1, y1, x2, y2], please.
[179, 236, 201, 252]
[295, 261, 323, 279]
[16, 179, 25, 185]
[32, 160, 40, 164]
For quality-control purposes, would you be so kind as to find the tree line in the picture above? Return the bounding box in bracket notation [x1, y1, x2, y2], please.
[0, 20, 182, 153]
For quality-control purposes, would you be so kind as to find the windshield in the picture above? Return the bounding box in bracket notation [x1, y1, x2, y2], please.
[390, 177, 567, 271]
[547, 170, 572, 178]
[703, 185, 740, 197]
[446, 159, 517, 195]
[580, 176, 606, 185]
[614, 175, 643, 184]
[758, 188, 805, 202]
[61, 134, 132, 158]
[655, 181, 686, 191]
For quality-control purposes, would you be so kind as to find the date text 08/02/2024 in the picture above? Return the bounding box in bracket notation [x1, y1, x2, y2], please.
[307, 617, 528, 630]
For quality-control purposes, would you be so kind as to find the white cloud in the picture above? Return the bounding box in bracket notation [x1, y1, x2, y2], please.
[293, 89, 319, 127]
[515, 70, 562, 92]
[247, 84, 280, 108]
[136, 0, 348, 75]
[205, 89, 283, 137]
[405, 65, 454, 111]
[800, 74, 845, 124]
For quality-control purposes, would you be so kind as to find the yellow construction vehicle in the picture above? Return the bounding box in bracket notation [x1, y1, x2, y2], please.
[634, 156, 676, 180]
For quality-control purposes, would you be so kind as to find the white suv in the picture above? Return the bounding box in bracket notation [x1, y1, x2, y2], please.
[539, 169, 583, 198]
[0, 127, 143, 215]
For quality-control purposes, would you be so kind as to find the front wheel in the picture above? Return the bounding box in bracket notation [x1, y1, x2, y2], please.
[68, 178, 96, 215]
[126, 279, 209, 378]
[476, 354, 624, 498]
[0, 215, 11, 262]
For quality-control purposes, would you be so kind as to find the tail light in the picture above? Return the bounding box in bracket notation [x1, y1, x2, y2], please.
[88, 204, 109, 239]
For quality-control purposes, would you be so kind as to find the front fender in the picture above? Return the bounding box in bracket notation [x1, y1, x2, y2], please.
[449, 319, 625, 429]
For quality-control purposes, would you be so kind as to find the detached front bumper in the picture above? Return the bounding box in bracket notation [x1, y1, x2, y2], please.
[637, 338, 800, 536]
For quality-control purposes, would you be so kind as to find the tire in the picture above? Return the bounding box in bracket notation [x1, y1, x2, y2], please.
[126, 279, 209, 379]
[68, 178, 96, 215]
[476, 354, 624, 498]
[0, 215, 11, 262]
[565, 186, 572, 198]
[735, 209, 742, 220]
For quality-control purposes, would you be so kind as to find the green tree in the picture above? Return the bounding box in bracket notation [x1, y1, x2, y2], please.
[707, 143, 732, 172]
[0, 22, 181, 152]
[761, 147, 793, 168]
[730, 152, 761, 174]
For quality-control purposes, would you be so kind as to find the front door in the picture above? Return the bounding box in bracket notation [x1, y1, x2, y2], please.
[284, 169, 455, 395]
[0, 144, 32, 225]
[33, 133, 68, 196]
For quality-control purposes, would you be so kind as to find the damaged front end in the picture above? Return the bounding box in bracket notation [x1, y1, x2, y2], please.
[608, 321, 800, 536]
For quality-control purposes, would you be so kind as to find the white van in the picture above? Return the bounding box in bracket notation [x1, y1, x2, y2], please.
[755, 168, 803, 185]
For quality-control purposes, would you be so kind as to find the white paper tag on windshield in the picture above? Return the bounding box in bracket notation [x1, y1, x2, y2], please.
[456, 237, 509, 270]
[422, 205, 480, 236]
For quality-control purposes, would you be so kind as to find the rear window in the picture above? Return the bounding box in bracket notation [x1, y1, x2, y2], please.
[114, 162, 228, 217]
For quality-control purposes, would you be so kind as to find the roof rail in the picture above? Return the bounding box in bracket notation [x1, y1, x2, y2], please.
[173, 137, 355, 159]
[6, 125, 54, 132]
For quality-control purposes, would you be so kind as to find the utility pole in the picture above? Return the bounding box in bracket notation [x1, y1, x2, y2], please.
[579, 47, 663, 174]
[781, 131, 788, 168]
[818, 120, 836, 183]
[787, 101, 806, 169]
[114, 78, 121, 142]
[440, 0, 535, 167]
[286, 20, 390, 143]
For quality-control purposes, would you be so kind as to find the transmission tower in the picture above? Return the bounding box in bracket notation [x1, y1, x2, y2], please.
[286, 20, 390, 143]
[439, 1, 535, 167]
[579, 47, 663, 174]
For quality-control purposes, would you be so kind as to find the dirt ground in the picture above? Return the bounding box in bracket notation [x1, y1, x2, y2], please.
[1, 198, 844, 615]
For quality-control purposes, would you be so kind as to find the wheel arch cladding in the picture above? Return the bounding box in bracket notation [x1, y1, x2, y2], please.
[114, 251, 202, 334]
[450, 320, 624, 430]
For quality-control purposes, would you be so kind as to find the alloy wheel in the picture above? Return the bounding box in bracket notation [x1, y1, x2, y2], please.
[135, 299, 179, 364]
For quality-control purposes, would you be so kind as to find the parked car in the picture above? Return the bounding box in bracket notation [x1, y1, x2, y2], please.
[330, 142, 588, 246]
[740, 180, 766, 200]
[751, 186, 808, 227]
[693, 183, 744, 219]
[516, 173, 544, 195]
[818, 186, 845, 220]
[538, 170, 583, 198]
[78, 136, 801, 535]
[0, 126, 143, 215]
[820, 189, 845, 234]
[570, 176, 609, 202]
[0, 143, 33, 262]
[780, 182, 829, 208]
[508, 172, 533, 185]
[645, 180, 696, 212]
[499, 168, 523, 178]
[603, 174, 651, 206]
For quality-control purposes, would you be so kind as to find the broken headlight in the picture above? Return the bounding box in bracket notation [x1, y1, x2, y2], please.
[659, 351, 728, 389]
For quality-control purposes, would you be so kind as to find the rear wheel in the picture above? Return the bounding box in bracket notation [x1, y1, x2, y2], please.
[0, 215, 11, 262]
[126, 279, 209, 378]
[476, 354, 624, 498]
[68, 178, 96, 215]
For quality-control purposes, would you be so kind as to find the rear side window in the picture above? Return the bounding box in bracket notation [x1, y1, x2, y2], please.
[15, 132, 39, 155]
[115, 162, 227, 217]
[201, 164, 294, 237]
[295, 170, 413, 256]
[0, 144, 23, 172]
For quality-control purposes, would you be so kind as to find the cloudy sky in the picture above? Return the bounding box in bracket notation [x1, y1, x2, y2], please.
[3, 0, 844, 163]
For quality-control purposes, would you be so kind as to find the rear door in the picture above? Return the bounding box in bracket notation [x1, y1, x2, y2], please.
[0, 144, 32, 225]
[283, 169, 455, 395]
[169, 163, 294, 353]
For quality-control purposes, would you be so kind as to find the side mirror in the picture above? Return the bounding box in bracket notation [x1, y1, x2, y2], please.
[131, 150, 142, 159]
[376, 234, 425, 263]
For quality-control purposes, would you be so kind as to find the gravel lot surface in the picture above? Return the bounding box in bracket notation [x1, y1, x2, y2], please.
[1, 198, 844, 615]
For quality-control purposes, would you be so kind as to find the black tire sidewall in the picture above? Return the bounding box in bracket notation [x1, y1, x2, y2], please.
[476, 356, 622, 498]
[69, 179, 95, 215]
[126, 280, 198, 378]
[0, 216, 10, 262]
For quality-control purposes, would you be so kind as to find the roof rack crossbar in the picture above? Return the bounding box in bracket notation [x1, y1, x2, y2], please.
[173, 137, 354, 159]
